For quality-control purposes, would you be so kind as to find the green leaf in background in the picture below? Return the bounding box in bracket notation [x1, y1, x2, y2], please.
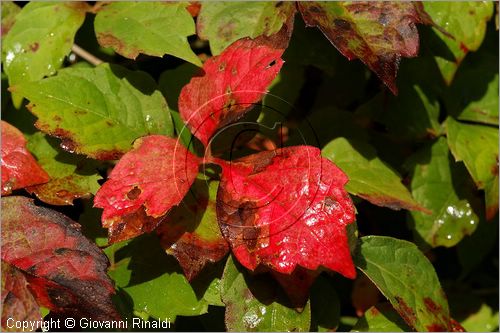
[460, 303, 499, 332]
[423, 1, 494, 84]
[354, 236, 451, 331]
[356, 53, 443, 141]
[221, 256, 311, 332]
[1, 2, 20, 38]
[13, 63, 173, 160]
[158, 63, 200, 149]
[405, 138, 479, 248]
[322, 137, 424, 212]
[26, 132, 101, 206]
[445, 51, 499, 125]
[2, 2, 88, 108]
[310, 275, 340, 332]
[105, 234, 220, 322]
[445, 117, 499, 220]
[351, 303, 411, 332]
[94, 2, 201, 66]
[197, 1, 295, 55]
[79, 201, 108, 247]
[157, 179, 229, 281]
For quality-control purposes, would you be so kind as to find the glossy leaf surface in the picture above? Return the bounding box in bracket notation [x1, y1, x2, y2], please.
[94, 135, 199, 243]
[2, 2, 87, 107]
[1, 121, 49, 195]
[217, 146, 356, 277]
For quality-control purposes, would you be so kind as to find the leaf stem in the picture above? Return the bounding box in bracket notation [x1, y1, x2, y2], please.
[71, 44, 104, 66]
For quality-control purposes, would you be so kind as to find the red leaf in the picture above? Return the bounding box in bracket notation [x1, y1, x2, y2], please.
[1, 121, 49, 195]
[94, 135, 200, 243]
[178, 37, 285, 146]
[298, 2, 435, 94]
[1, 196, 119, 320]
[157, 180, 229, 281]
[216, 146, 357, 278]
[1, 262, 42, 330]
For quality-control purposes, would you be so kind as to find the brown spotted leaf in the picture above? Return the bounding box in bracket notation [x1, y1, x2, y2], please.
[216, 146, 357, 279]
[94, 135, 200, 243]
[178, 31, 291, 146]
[1, 121, 49, 195]
[298, 2, 435, 94]
[157, 179, 229, 281]
[1, 262, 42, 332]
[1, 196, 119, 321]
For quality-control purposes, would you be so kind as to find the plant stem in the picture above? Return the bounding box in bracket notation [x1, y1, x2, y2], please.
[71, 44, 104, 66]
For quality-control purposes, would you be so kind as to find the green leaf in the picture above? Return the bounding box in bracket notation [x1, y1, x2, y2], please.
[310, 275, 340, 332]
[94, 2, 201, 66]
[26, 132, 101, 205]
[322, 137, 423, 212]
[354, 236, 451, 331]
[1, 2, 20, 38]
[356, 54, 443, 141]
[351, 303, 411, 332]
[444, 51, 499, 125]
[445, 117, 499, 220]
[221, 256, 311, 332]
[197, 2, 295, 55]
[2, 2, 88, 108]
[13, 63, 173, 160]
[423, 2, 494, 84]
[405, 138, 479, 248]
[158, 63, 200, 150]
[104, 234, 218, 322]
[460, 303, 499, 332]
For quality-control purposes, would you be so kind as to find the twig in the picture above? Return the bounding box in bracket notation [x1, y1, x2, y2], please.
[71, 44, 104, 66]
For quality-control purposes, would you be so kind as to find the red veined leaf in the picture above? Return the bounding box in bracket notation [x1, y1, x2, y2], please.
[1, 262, 42, 331]
[216, 146, 357, 278]
[298, 2, 438, 94]
[178, 33, 289, 146]
[1, 121, 49, 195]
[94, 135, 200, 243]
[157, 180, 229, 281]
[1, 196, 119, 321]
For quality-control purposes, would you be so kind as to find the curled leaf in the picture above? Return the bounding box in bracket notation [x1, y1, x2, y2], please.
[216, 146, 357, 278]
[1, 121, 49, 195]
[94, 135, 200, 243]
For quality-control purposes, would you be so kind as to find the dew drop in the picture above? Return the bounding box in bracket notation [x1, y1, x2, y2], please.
[446, 234, 452, 240]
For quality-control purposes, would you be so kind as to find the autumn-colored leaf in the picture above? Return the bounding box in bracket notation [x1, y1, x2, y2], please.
[179, 35, 287, 146]
[298, 2, 436, 94]
[94, 135, 200, 243]
[1, 121, 49, 195]
[1, 262, 42, 332]
[1, 196, 119, 321]
[25, 132, 101, 206]
[216, 146, 357, 278]
[157, 180, 229, 281]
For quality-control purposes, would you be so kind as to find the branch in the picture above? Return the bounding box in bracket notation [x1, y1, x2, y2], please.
[71, 44, 104, 66]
